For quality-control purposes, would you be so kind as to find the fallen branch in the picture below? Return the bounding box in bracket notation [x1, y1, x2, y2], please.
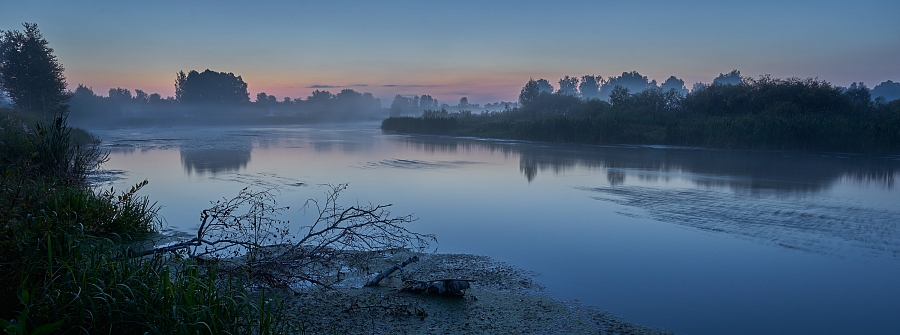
[131, 184, 436, 289]
[364, 255, 419, 287]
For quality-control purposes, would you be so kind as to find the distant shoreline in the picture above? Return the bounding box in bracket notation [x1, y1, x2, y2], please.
[380, 113, 900, 156]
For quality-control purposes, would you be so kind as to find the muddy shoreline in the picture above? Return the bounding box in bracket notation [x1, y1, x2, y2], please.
[280, 253, 674, 334]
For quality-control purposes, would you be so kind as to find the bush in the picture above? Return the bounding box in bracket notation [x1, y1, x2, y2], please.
[0, 111, 291, 334]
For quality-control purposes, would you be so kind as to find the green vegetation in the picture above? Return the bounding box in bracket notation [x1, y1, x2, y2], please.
[0, 23, 68, 116]
[0, 110, 291, 334]
[1, 22, 292, 333]
[382, 76, 900, 154]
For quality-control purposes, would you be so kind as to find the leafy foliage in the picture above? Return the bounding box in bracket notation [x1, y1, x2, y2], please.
[384, 75, 900, 154]
[1, 111, 292, 334]
[0, 23, 68, 115]
[175, 69, 250, 104]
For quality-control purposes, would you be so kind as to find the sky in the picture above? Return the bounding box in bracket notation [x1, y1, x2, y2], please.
[3, 0, 899, 105]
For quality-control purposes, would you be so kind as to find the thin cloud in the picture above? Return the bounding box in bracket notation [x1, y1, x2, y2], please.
[308, 84, 339, 88]
[382, 84, 443, 88]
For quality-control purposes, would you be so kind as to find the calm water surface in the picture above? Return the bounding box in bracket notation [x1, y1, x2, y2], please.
[92, 123, 900, 335]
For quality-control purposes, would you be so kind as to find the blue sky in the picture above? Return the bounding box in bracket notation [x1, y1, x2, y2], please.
[3, 0, 898, 105]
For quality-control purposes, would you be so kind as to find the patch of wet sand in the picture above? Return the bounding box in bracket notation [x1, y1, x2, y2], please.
[282, 253, 674, 335]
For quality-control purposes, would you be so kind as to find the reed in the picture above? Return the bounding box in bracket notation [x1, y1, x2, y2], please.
[1, 110, 292, 334]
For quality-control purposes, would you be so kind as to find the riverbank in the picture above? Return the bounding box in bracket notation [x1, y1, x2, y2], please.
[283, 252, 674, 334]
[382, 77, 900, 154]
[381, 110, 900, 155]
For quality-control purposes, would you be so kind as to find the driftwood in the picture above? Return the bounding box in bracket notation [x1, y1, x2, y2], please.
[401, 279, 474, 296]
[365, 256, 419, 287]
[364, 255, 473, 296]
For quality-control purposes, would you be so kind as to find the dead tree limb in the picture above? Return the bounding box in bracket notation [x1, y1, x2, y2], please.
[364, 255, 419, 287]
[132, 184, 436, 289]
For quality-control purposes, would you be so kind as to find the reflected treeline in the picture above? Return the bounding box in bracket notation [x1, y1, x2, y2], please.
[96, 126, 383, 176]
[180, 149, 251, 175]
[388, 134, 900, 192]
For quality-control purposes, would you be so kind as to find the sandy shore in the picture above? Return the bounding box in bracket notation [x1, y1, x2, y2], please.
[281, 253, 675, 335]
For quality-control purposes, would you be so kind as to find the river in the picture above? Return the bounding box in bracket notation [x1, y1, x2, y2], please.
[90, 122, 900, 335]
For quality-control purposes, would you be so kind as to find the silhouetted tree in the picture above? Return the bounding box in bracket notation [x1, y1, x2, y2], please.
[579, 75, 602, 100]
[609, 86, 631, 109]
[304, 89, 335, 116]
[519, 78, 541, 107]
[108, 87, 132, 101]
[175, 69, 249, 104]
[712, 70, 742, 86]
[558, 76, 579, 96]
[691, 82, 706, 92]
[390, 94, 409, 116]
[600, 71, 654, 100]
[660, 76, 688, 96]
[459, 97, 469, 108]
[420, 95, 437, 109]
[844, 82, 872, 108]
[871, 80, 900, 102]
[536, 79, 553, 94]
[0, 23, 68, 114]
[68, 84, 120, 121]
[134, 89, 148, 103]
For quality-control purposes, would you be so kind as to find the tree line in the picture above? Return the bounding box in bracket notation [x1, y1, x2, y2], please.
[520, 70, 899, 104]
[65, 70, 386, 125]
[383, 72, 900, 154]
[0, 23, 387, 126]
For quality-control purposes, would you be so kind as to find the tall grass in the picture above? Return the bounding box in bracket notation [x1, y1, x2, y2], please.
[1, 110, 292, 334]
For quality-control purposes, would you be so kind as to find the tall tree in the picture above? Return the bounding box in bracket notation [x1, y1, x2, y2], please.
[871, 80, 900, 102]
[713, 70, 743, 86]
[419, 95, 436, 109]
[108, 87, 132, 101]
[0, 23, 68, 114]
[558, 76, 579, 97]
[390, 94, 410, 116]
[519, 78, 541, 107]
[459, 97, 469, 108]
[660, 76, 688, 96]
[175, 69, 249, 104]
[536, 79, 553, 94]
[579, 75, 601, 100]
[134, 89, 148, 103]
[599, 71, 654, 100]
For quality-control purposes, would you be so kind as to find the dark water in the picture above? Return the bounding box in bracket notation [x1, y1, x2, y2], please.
[92, 123, 900, 335]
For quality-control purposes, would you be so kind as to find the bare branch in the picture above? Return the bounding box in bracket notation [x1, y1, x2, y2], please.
[133, 184, 436, 289]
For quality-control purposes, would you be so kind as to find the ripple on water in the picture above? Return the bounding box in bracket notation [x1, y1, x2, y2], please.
[580, 185, 900, 258]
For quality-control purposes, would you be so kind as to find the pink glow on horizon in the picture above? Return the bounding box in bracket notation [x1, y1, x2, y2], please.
[70, 70, 532, 105]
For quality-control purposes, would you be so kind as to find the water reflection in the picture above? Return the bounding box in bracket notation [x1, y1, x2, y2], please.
[390, 135, 900, 191]
[390, 135, 900, 257]
[180, 149, 252, 175]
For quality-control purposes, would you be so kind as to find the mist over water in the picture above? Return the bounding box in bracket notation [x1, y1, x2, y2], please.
[91, 123, 900, 335]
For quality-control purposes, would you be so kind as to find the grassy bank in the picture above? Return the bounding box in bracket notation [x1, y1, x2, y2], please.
[0, 109, 289, 334]
[382, 78, 900, 154]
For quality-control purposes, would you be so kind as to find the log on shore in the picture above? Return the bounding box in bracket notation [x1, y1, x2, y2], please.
[400, 279, 474, 297]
